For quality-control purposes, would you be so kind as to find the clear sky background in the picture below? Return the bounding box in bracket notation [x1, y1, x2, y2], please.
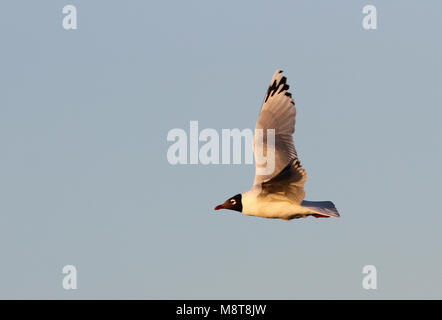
[1, 0, 441, 299]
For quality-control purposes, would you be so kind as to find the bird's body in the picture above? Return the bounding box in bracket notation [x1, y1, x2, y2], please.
[242, 186, 339, 220]
[214, 70, 339, 220]
[241, 186, 312, 220]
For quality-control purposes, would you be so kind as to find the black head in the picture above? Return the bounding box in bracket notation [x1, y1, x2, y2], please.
[214, 194, 242, 213]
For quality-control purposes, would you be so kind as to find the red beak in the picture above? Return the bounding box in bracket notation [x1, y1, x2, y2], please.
[214, 204, 224, 210]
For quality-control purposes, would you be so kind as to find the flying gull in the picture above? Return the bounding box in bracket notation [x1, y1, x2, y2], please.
[214, 70, 340, 220]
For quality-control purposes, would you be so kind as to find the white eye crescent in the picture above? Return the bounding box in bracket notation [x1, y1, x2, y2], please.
[230, 199, 236, 205]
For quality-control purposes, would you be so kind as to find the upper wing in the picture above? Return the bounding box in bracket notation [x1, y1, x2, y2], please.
[253, 70, 305, 184]
[252, 70, 307, 203]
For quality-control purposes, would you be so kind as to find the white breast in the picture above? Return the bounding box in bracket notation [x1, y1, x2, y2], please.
[241, 187, 312, 220]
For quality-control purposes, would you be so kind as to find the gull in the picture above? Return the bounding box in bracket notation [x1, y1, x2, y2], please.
[214, 70, 340, 220]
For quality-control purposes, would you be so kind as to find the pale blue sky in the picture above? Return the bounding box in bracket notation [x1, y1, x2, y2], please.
[1, 0, 442, 299]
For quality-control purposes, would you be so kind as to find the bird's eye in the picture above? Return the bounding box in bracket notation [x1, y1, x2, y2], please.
[230, 199, 236, 205]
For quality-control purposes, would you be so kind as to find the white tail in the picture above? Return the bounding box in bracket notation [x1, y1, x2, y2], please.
[301, 200, 340, 218]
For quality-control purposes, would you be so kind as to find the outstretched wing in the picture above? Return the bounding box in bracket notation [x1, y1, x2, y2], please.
[253, 70, 306, 203]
